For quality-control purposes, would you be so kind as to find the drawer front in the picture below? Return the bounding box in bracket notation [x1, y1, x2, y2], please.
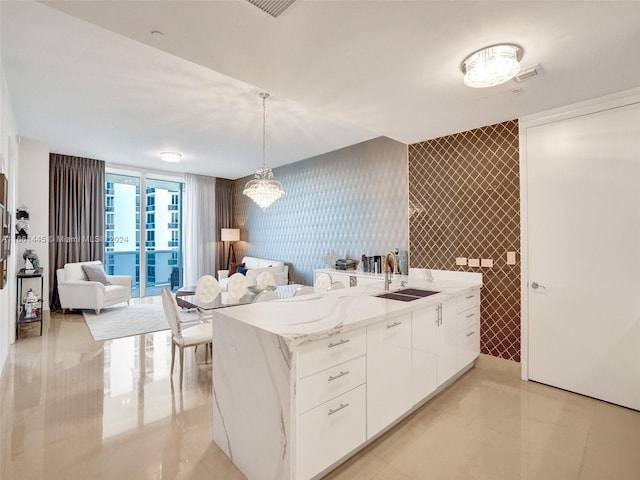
[457, 324, 480, 368]
[456, 289, 481, 314]
[456, 304, 480, 332]
[298, 356, 366, 413]
[298, 329, 366, 378]
[297, 385, 366, 480]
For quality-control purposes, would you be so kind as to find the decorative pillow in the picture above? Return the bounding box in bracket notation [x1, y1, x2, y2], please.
[82, 264, 111, 285]
[237, 267, 248, 276]
[229, 262, 245, 275]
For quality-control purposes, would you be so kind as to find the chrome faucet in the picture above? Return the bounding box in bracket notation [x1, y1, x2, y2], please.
[383, 251, 397, 291]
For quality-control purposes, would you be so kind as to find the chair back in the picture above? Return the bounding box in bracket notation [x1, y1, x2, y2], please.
[227, 273, 249, 300]
[327, 281, 345, 291]
[293, 285, 315, 297]
[255, 271, 276, 286]
[195, 275, 220, 303]
[314, 273, 333, 292]
[253, 290, 279, 303]
[161, 288, 183, 338]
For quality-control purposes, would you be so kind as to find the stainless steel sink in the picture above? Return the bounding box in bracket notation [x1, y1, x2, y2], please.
[375, 288, 440, 302]
[375, 292, 421, 302]
[394, 288, 440, 297]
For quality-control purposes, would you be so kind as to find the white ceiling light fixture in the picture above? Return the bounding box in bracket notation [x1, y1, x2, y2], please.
[160, 151, 182, 162]
[461, 44, 523, 88]
[243, 92, 285, 210]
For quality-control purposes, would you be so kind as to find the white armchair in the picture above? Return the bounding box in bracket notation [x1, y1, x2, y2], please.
[56, 260, 132, 314]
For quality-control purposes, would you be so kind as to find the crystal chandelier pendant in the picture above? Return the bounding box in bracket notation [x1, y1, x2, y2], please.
[243, 166, 285, 209]
[243, 92, 285, 209]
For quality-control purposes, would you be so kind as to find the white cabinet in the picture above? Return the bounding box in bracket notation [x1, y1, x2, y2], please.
[438, 300, 458, 386]
[297, 328, 366, 378]
[457, 325, 480, 369]
[313, 269, 383, 289]
[411, 298, 457, 392]
[297, 385, 367, 480]
[411, 305, 439, 404]
[455, 289, 481, 369]
[298, 356, 366, 414]
[296, 329, 367, 480]
[366, 313, 412, 437]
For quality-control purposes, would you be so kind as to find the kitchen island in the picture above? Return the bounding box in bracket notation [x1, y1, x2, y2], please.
[212, 270, 482, 480]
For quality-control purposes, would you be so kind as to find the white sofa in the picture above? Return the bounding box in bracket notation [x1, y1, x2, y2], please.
[218, 256, 289, 291]
[56, 260, 132, 314]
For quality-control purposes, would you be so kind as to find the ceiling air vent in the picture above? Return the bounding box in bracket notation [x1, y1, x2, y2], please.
[513, 64, 542, 83]
[247, 0, 297, 18]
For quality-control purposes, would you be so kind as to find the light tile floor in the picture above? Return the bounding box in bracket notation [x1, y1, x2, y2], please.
[1, 310, 639, 480]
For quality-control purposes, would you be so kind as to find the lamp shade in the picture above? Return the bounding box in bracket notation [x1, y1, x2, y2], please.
[221, 228, 240, 242]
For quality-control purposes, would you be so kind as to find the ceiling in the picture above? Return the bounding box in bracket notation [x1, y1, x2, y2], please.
[2, 1, 640, 180]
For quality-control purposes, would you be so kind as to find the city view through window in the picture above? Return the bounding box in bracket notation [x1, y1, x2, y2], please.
[105, 174, 183, 297]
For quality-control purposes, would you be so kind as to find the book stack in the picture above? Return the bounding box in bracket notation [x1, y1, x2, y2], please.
[360, 255, 382, 274]
[335, 259, 357, 270]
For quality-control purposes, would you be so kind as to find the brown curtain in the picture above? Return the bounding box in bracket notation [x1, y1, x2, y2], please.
[48, 154, 105, 309]
[215, 178, 235, 274]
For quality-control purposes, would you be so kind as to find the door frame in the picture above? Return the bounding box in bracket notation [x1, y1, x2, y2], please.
[519, 87, 640, 381]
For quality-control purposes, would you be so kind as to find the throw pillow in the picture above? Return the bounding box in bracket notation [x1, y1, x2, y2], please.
[229, 262, 245, 275]
[237, 267, 248, 276]
[82, 264, 111, 285]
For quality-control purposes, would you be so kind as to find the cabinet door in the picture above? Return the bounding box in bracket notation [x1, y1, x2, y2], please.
[411, 305, 439, 404]
[297, 385, 366, 480]
[438, 299, 458, 386]
[457, 324, 480, 369]
[366, 313, 412, 438]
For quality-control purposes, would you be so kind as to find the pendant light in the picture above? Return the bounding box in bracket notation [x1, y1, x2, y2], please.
[243, 92, 285, 209]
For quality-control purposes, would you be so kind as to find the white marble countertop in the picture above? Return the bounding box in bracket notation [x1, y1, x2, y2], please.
[212, 270, 483, 348]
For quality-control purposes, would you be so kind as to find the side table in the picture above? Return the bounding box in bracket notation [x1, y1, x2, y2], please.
[16, 268, 44, 338]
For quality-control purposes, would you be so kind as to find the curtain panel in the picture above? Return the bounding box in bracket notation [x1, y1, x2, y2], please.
[184, 174, 217, 286]
[215, 178, 235, 274]
[48, 154, 105, 309]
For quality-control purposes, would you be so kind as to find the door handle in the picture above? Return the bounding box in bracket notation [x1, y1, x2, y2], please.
[531, 282, 546, 290]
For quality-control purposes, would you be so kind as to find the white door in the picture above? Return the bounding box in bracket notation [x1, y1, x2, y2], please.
[526, 101, 640, 410]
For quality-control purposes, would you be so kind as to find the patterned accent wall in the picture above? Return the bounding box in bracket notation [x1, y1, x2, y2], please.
[408, 120, 521, 362]
[233, 137, 408, 286]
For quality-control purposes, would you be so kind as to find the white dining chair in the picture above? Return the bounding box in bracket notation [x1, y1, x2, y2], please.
[195, 275, 220, 303]
[253, 290, 279, 303]
[255, 271, 276, 287]
[194, 275, 220, 322]
[293, 285, 315, 297]
[327, 281, 345, 291]
[227, 273, 249, 300]
[314, 273, 332, 293]
[161, 288, 213, 389]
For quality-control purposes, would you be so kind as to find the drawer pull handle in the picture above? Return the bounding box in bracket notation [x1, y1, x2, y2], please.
[387, 321, 402, 329]
[466, 331, 476, 337]
[328, 370, 350, 382]
[328, 403, 350, 416]
[466, 294, 475, 299]
[328, 339, 350, 348]
[466, 313, 475, 318]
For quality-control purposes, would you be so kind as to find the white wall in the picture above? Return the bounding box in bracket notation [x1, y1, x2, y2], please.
[0, 4, 20, 375]
[16, 138, 50, 310]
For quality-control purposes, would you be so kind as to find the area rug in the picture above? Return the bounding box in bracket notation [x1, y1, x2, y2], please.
[82, 301, 198, 342]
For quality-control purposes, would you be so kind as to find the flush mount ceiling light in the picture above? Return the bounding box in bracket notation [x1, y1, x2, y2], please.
[160, 151, 182, 163]
[461, 44, 523, 88]
[243, 92, 285, 210]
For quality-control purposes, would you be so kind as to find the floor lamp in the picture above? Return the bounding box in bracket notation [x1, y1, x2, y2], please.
[221, 228, 240, 270]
